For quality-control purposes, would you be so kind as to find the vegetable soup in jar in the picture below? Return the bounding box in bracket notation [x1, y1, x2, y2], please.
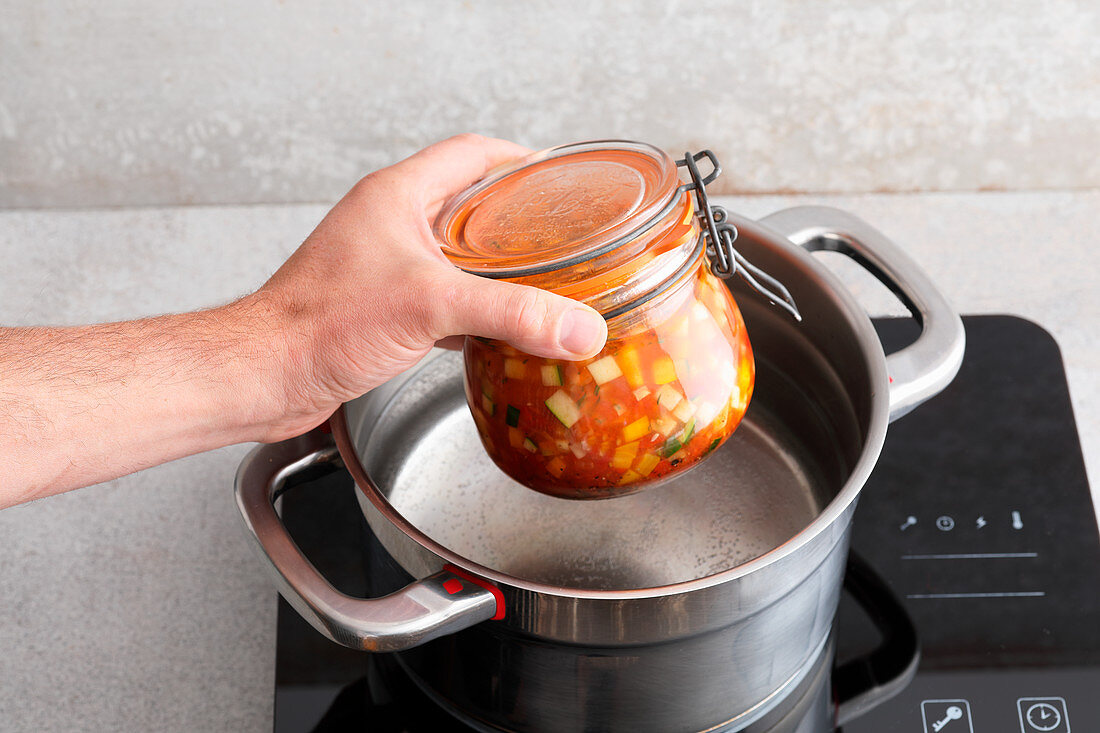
[435, 141, 775, 499]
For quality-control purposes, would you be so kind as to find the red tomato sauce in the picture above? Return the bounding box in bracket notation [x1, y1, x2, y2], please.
[464, 267, 753, 499]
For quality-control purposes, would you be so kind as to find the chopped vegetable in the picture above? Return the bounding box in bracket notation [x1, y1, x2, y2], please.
[541, 364, 564, 386]
[713, 407, 730, 432]
[635, 453, 660, 476]
[652, 356, 677, 385]
[659, 436, 682, 458]
[656, 384, 684, 412]
[652, 415, 678, 437]
[617, 348, 645, 388]
[523, 437, 538, 453]
[632, 386, 651, 401]
[508, 427, 525, 449]
[680, 418, 696, 443]
[587, 356, 623, 385]
[504, 358, 526, 379]
[622, 416, 650, 442]
[695, 401, 719, 427]
[481, 393, 495, 416]
[505, 404, 521, 427]
[545, 390, 582, 428]
[738, 363, 753, 392]
[611, 441, 639, 470]
[672, 399, 696, 423]
[732, 391, 748, 412]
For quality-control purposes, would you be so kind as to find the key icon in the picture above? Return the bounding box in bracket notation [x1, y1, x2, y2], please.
[933, 706, 963, 731]
[922, 699, 973, 733]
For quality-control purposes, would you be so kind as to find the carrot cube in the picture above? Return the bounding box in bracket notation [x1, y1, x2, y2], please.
[652, 357, 677, 385]
[635, 453, 660, 476]
[611, 441, 640, 470]
[616, 348, 646, 388]
[622, 416, 650, 442]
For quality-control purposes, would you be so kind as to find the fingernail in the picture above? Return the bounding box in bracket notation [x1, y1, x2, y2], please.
[559, 309, 606, 356]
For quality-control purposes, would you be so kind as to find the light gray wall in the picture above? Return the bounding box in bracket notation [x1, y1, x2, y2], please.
[2, 1, 1097, 208]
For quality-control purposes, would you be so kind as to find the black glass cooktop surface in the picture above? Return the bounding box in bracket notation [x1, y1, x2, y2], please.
[272, 316, 1100, 733]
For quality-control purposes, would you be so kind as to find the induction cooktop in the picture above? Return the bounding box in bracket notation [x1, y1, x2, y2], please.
[270, 316, 1100, 733]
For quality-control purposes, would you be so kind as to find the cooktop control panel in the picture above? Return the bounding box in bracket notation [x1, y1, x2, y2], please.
[838, 317, 1100, 732]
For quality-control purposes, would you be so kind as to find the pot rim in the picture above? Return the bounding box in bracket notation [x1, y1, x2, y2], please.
[333, 214, 891, 600]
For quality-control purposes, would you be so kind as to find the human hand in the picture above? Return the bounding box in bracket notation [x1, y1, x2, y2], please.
[1, 134, 609, 505]
[247, 134, 609, 441]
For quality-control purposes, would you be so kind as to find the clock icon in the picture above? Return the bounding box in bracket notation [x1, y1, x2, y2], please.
[1026, 701, 1062, 731]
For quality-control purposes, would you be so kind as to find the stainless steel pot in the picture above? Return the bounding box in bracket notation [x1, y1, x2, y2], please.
[236, 206, 964, 732]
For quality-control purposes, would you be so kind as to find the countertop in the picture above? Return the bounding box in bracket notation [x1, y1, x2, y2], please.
[1, 191, 1097, 732]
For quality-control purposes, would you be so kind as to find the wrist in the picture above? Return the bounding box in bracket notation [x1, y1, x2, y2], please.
[221, 291, 327, 444]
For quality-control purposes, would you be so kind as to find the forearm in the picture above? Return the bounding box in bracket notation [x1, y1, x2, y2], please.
[0, 296, 289, 508]
[0, 135, 601, 511]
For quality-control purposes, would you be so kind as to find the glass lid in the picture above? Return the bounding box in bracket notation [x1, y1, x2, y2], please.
[434, 140, 683, 279]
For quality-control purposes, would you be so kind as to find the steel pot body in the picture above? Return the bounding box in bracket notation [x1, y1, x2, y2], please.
[236, 206, 963, 732]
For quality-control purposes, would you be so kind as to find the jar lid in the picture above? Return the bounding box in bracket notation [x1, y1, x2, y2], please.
[434, 140, 682, 279]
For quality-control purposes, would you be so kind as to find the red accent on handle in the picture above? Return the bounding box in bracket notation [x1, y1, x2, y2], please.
[443, 564, 506, 620]
[442, 578, 464, 595]
[888, 375, 894, 384]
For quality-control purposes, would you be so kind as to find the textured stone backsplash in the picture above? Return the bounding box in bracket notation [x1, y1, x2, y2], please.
[1, 0, 1097, 208]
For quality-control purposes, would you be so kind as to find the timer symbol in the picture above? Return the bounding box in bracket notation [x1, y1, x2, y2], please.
[1026, 702, 1062, 731]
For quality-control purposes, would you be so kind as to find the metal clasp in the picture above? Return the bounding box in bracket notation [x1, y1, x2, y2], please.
[676, 151, 802, 322]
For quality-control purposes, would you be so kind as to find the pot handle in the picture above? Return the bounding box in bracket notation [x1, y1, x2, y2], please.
[759, 206, 965, 421]
[234, 428, 501, 653]
[834, 552, 920, 726]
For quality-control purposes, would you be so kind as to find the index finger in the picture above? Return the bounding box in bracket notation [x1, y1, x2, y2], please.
[392, 133, 533, 218]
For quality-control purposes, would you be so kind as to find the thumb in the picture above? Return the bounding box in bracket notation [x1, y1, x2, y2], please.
[430, 269, 607, 360]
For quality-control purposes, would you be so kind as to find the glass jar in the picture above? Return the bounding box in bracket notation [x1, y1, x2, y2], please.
[435, 141, 796, 499]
